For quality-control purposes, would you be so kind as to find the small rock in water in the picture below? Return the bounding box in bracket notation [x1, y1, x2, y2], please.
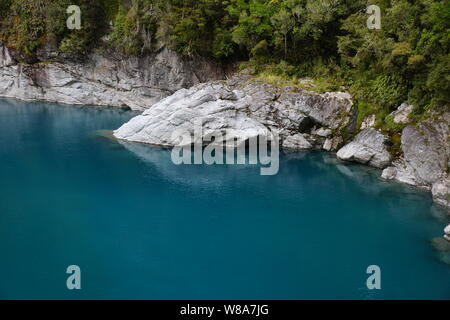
[445, 224, 450, 241]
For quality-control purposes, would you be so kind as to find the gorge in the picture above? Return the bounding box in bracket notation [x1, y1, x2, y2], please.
[0, 0, 449, 302]
[0, 98, 449, 299]
[1, 40, 449, 227]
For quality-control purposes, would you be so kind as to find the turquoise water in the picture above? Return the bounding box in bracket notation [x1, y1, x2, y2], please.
[0, 98, 449, 300]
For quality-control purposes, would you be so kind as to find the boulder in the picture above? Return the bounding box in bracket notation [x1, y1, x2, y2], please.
[360, 114, 376, 130]
[400, 124, 448, 185]
[391, 103, 414, 124]
[337, 128, 391, 168]
[312, 127, 332, 138]
[283, 134, 312, 150]
[381, 160, 423, 187]
[382, 113, 450, 209]
[432, 178, 450, 209]
[383, 114, 449, 174]
[323, 136, 344, 152]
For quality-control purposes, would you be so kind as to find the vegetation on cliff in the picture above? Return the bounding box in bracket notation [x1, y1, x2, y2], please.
[0, 0, 448, 117]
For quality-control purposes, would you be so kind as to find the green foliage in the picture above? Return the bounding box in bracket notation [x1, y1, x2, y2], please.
[0, 0, 448, 113]
[109, 1, 157, 56]
[338, 0, 450, 111]
[5, 0, 47, 61]
[0, 0, 109, 61]
[371, 75, 408, 110]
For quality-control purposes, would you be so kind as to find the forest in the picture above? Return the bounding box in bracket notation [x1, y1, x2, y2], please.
[0, 0, 448, 121]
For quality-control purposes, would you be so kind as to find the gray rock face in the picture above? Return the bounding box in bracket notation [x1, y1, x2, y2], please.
[382, 113, 450, 209]
[360, 114, 376, 130]
[283, 134, 313, 150]
[0, 43, 225, 110]
[402, 122, 449, 185]
[323, 136, 344, 152]
[337, 128, 391, 168]
[391, 103, 414, 124]
[433, 178, 450, 209]
[114, 77, 354, 150]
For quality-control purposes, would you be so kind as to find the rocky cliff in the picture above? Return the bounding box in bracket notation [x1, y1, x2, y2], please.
[0, 42, 225, 111]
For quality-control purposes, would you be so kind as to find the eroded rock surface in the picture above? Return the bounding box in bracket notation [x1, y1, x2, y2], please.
[114, 77, 355, 150]
[391, 103, 414, 124]
[0, 43, 225, 110]
[337, 128, 391, 168]
[382, 113, 450, 209]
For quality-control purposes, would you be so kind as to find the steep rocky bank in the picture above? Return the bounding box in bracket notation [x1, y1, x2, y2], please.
[382, 114, 450, 209]
[0, 42, 225, 111]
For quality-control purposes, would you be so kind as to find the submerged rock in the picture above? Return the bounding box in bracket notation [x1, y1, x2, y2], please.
[337, 128, 391, 168]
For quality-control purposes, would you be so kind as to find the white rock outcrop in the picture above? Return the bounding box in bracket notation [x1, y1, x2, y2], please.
[445, 224, 450, 241]
[114, 77, 355, 150]
[337, 128, 391, 168]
